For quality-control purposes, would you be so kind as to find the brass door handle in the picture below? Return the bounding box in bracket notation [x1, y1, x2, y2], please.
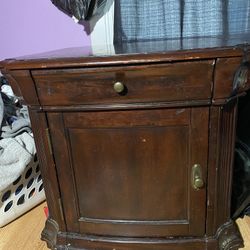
[113, 82, 125, 93]
[192, 164, 204, 190]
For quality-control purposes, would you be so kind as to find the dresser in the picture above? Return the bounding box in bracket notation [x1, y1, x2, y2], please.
[1, 37, 249, 250]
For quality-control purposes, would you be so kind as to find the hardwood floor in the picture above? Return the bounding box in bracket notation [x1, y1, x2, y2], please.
[237, 216, 250, 250]
[0, 201, 249, 250]
[0, 202, 48, 250]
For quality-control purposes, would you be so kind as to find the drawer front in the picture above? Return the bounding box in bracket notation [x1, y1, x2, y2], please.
[32, 60, 214, 106]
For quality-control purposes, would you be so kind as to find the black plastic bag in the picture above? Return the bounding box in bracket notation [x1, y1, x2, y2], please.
[51, 0, 108, 21]
[232, 139, 250, 218]
[232, 91, 250, 218]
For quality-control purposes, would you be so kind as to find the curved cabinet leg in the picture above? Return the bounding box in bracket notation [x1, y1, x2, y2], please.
[40, 218, 245, 250]
[41, 218, 59, 250]
[217, 220, 244, 250]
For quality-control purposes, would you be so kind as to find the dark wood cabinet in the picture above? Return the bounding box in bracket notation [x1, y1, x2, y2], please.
[0, 38, 249, 250]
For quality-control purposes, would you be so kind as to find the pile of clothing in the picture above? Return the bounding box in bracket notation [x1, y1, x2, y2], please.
[0, 73, 36, 192]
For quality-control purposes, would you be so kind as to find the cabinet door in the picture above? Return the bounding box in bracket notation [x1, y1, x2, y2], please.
[48, 107, 208, 237]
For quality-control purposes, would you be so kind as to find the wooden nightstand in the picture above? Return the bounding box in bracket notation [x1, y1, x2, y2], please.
[1, 37, 249, 250]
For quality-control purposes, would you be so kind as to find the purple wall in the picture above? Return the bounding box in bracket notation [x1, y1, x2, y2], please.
[0, 0, 91, 60]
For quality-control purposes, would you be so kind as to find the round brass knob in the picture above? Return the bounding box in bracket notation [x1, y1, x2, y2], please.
[194, 177, 204, 189]
[113, 82, 125, 93]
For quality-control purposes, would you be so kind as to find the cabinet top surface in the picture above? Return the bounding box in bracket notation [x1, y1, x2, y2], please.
[1, 34, 250, 70]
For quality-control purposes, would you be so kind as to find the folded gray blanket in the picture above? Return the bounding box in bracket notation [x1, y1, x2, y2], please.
[1, 117, 32, 138]
[0, 94, 3, 128]
[0, 132, 36, 192]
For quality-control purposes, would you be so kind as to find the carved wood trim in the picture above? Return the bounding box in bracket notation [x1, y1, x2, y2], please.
[216, 101, 238, 227]
[1, 47, 244, 71]
[216, 220, 244, 250]
[46, 113, 80, 233]
[39, 100, 211, 112]
[41, 218, 59, 250]
[54, 220, 244, 250]
[206, 106, 222, 236]
[0, 68, 23, 99]
[206, 101, 238, 236]
[5, 69, 40, 105]
[29, 110, 66, 231]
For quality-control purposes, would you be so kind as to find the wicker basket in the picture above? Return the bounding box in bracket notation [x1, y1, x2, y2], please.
[0, 153, 45, 227]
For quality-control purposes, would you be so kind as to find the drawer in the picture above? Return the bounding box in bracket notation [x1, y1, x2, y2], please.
[32, 60, 214, 106]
